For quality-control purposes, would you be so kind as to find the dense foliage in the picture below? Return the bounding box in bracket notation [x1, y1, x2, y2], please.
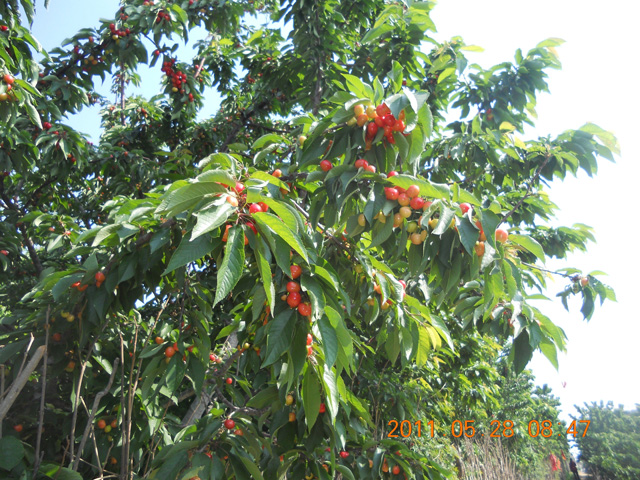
[0, 0, 617, 479]
[573, 402, 640, 480]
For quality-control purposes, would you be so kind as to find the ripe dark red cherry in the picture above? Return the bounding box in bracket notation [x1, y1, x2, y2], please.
[366, 122, 378, 138]
[460, 203, 471, 214]
[385, 187, 399, 201]
[320, 160, 333, 171]
[286, 281, 301, 293]
[354, 158, 368, 169]
[224, 419, 236, 429]
[249, 203, 263, 214]
[287, 292, 302, 308]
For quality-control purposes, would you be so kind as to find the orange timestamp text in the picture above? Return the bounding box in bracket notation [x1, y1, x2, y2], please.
[387, 419, 590, 439]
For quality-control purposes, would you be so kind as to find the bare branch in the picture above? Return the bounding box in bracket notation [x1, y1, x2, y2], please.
[72, 358, 119, 471]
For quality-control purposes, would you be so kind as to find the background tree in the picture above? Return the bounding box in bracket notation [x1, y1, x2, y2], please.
[0, 0, 617, 479]
[572, 402, 640, 480]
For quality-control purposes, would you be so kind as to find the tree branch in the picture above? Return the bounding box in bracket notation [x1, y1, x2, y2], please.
[72, 358, 119, 471]
[500, 151, 552, 224]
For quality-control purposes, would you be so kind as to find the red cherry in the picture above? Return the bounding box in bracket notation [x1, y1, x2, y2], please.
[354, 158, 368, 169]
[13, 424, 23, 433]
[376, 103, 390, 116]
[366, 122, 378, 138]
[290, 265, 302, 279]
[257, 202, 268, 212]
[339, 451, 349, 459]
[234, 182, 245, 193]
[392, 465, 401, 475]
[385, 187, 399, 201]
[209, 353, 217, 362]
[272, 169, 282, 178]
[246, 222, 257, 235]
[95, 271, 106, 283]
[287, 292, 302, 308]
[374, 116, 385, 128]
[460, 203, 471, 214]
[225, 377, 233, 385]
[298, 303, 312, 316]
[365, 165, 376, 173]
[387, 171, 399, 177]
[224, 419, 236, 429]
[319, 403, 326, 413]
[0, 26, 8, 32]
[386, 133, 395, 144]
[409, 197, 424, 210]
[3, 74, 14, 85]
[248, 203, 263, 214]
[43, 122, 52, 130]
[320, 160, 333, 171]
[406, 185, 420, 198]
[382, 114, 396, 127]
[164, 346, 176, 358]
[392, 119, 405, 132]
[286, 281, 301, 293]
[306, 334, 313, 345]
[1, 250, 9, 256]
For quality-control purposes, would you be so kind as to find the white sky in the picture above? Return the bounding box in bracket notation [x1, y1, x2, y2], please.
[31, 0, 639, 425]
[432, 0, 640, 421]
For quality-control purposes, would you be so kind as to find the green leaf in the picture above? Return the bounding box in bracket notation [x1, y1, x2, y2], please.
[196, 168, 236, 186]
[212, 226, 245, 307]
[457, 216, 479, 255]
[251, 134, 288, 150]
[387, 174, 449, 199]
[318, 316, 339, 368]
[510, 234, 546, 263]
[25, 99, 42, 129]
[512, 330, 533, 374]
[163, 234, 215, 275]
[252, 212, 308, 263]
[342, 74, 373, 100]
[262, 309, 295, 367]
[416, 327, 431, 366]
[322, 367, 339, 422]
[157, 183, 225, 217]
[0, 436, 24, 471]
[255, 238, 276, 309]
[248, 170, 289, 190]
[303, 366, 321, 431]
[191, 202, 235, 240]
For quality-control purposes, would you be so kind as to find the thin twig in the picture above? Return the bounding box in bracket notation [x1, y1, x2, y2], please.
[33, 307, 51, 478]
[81, 397, 104, 479]
[69, 321, 109, 464]
[72, 358, 119, 471]
[0, 364, 3, 437]
[118, 332, 127, 480]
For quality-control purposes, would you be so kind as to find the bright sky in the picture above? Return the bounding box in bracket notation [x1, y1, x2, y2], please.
[30, 0, 638, 427]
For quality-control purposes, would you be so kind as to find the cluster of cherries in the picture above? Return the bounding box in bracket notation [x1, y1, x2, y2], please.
[161, 59, 194, 101]
[155, 10, 171, 23]
[352, 102, 407, 146]
[108, 22, 131, 40]
[280, 266, 313, 320]
[0, 73, 15, 102]
[218, 181, 266, 245]
[70, 271, 106, 292]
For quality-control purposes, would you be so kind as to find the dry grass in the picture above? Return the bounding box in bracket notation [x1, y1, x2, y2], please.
[455, 437, 567, 480]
